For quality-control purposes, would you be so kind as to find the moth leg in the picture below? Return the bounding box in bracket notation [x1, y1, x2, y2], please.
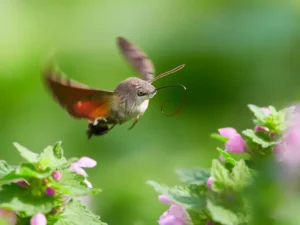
[87, 121, 116, 139]
[128, 114, 143, 130]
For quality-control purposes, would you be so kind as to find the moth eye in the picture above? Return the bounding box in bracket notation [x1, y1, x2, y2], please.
[137, 91, 146, 96]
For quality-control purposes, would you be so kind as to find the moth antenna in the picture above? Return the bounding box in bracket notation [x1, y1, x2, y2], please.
[151, 64, 185, 83]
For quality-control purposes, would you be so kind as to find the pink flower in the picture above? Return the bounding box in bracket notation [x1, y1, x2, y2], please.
[206, 221, 214, 225]
[30, 213, 47, 225]
[276, 125, 300, 164]
[261, 107, 271, 115]
[45, 187, 55, 196]
[69, 157, 96, 188]
[52, 171, 61, 181]
[218, 128, 246, 153]
[0, 209, 17, 225]
[207, 177, 214, 190]
[158, 195, 189, 225]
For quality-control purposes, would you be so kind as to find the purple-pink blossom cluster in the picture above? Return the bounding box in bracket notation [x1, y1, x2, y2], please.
[218, 128, 247, 154]
[158, 195, 190, 225]
[69, 157, 97, 188]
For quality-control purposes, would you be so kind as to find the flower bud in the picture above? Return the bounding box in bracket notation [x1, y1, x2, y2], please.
[30, 213, 47, 225]
[158, 195, 173, 204]
[52, 171, 61, 181]
[16, 180, 29, 188]
[255, 126, 269, 132]
[45, 187, 55, 196]
[207, 177, 214, 190]
[42, 179, 49, 185]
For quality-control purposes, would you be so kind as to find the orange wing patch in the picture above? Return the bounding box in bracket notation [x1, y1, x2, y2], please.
[73, 100, 111, 120]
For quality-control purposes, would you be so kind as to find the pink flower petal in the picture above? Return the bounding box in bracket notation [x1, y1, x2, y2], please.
[69, 163, 88, 177]
[207, 177, 214, 190]
[76, 157, 97, 168]
[159, 215, 177, 225]
[218, 128, 238, 139]
[219, 155, 226, 162]
[261, 107, 271, 115]
[158, 199, 189, 225]
[159, 195, 173, 204]
[30, 213, 47, 225]
[225, 134, 246, 153]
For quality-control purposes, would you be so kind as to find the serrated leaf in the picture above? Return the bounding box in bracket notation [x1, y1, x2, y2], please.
[0, 183, 56, 216]
[269, 106, 277, 115]
[53, 141, 64, 159]
[176, 168, 210, 186]
[211, 160, 233, 192]
[187, 209, 208, 225]
[0, 163, 51, 182]
[53, 170, 98, 197]
[210, 133, 228, 142]
[53, 200, 106, 225]
[242, 129, 276, 148]
[13, 143, 38, 163]
[232, 160, 252, 190]
[248, 104, 267, 122]
[0, 161, 13, 178]
[147, 181, 206, 211]
[207, 199, 239, 225]
[216, 148, 236, 166]
[38, 146, 67, 170]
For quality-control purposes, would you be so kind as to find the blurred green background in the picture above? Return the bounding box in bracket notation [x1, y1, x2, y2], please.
[0, 0, 300, 224]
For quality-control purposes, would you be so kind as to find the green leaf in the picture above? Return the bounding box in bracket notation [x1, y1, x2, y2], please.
[207, 199, 239, 225]
[268, 106, 277, 115]
[53, 200, 106, 225]
[53, 170, 100, 197]
[216, 148, 236, 166]
[0, 163, 51, 182]
[147, 181, 206, 211]
[0, 161, 13, 178]
[0, 183, 56, 216]
[38, 146, 67, 170]
[211, 160, 233, 192]
[53, 141, 64, 159]
[248, 104, 267, 122]
[13, 143, 38, 163]
[242, 129, 276, 148]
[210, 133, 228, 142]
[187, 209, 208, 225]
[176, 168, 210, 186]
[232, 160, 252, 190]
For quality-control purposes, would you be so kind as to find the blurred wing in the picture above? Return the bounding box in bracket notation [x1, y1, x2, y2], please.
[44, 66, 117, 120]
[117, 37, 154, 82]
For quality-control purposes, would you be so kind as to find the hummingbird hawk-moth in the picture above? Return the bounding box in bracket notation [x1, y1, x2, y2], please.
[44, 37, 186, 139]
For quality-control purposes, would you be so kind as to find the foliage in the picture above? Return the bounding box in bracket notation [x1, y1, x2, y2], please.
[148, 104, 299, 225]
[0, 142, 106, 225]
